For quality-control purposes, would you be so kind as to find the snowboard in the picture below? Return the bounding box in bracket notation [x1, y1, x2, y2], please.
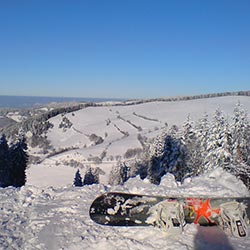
[89, 192, 250, 237]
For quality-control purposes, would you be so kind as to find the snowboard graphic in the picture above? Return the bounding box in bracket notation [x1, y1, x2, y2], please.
[89, 192, 250, 237]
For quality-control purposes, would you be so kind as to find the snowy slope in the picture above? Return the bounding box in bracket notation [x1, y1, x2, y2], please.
[27, 95, 250, 187]
[1, 168, 249, 250]
[2, 96, 250, 250]
[46, 96, 250, 151]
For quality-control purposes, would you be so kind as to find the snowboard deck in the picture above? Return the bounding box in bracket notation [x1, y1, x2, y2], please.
[89, 192, 250, 228]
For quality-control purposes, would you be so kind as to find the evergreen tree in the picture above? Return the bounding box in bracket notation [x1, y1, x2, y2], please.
[230, 103, 250, 188]
[161, 128, 184, 181]
[222, 121, 233, 172]
[127, 147, 149, 181]
[9, 137, 28, 187]
[91, 167, 100, 184]
[204, 109, 231, 172]
[231, 102, 249, 165]
[162, 127, 181, 173]
[83, 167, 99, 185]
[147, 156, 162, 184]
[73, 169, 83, 187]
[0, 134, 11, 187]
[180, 115, 198, 178]
[195, 113, 210, 174]
[149, 126, 168, 159]
[132, 159, 148, 180]
[108, 161, 129, 185]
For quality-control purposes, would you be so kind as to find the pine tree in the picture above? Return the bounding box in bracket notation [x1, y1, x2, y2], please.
[83, 167, 99, 185]
[9, 137, 28, 187]
[91, 167, 100, 184]
[108, 161, 129, 185]
[161, 127, 184, 181]
[132, 159, 148, 180]
[195, 113, 210, 174]
[0, 134, 11, 187]
[230, 103, 250, 188]
[180, 115, 198, 178]
[73, 169, 83, 187]
[147, 156, 162, 184]
[231, 102, 249, 165]
[204, 109, 231, 172]
[149, 126, 168, 159]
[162, 126, 180, 172]
[222, 121, 233, 172]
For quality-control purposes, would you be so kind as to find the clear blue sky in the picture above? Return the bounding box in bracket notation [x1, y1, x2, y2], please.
[0, 0, 249, 99]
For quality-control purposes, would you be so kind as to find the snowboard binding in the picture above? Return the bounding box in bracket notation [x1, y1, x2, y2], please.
[219, 201, 249, 238]
[146, 200, 185, 234]
[147, 199, 249, 238]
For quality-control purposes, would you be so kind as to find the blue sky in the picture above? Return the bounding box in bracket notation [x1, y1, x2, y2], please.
[0, 0, 249, 99]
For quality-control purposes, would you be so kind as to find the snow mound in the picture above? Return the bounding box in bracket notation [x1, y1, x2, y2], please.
[110, 168, 249, 198]
[181, 168, 250, 197]
[0, 168, 249, 250]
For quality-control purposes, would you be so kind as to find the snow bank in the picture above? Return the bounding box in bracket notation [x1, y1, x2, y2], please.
[112, 168, 249, 198]
[0, 168, 249, 250]
[181, 168, 250, 197]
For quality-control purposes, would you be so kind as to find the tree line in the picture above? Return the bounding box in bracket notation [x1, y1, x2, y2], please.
[105, 102, 250, 189]
[0, 135, 28, 188]
[73, 168, 99, 187]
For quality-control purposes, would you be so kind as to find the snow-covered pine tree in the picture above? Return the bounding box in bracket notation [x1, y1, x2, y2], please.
[222, 121, 233, 172]
[160, 125, 184, 181]
[148, 125, 168, 159]
[180, 115, 199, 179]
[231, 102, 249, 165]
[73, 169, 83, 187]
[204, 109, 232, 172]
[195, 113, 210, 174]
[108, 161, 129, 185]
[0, 134, 11, 187]
[131, 159, 148, 180]
[147, 155, 162, 184]
[230, 103, 250, 188]
[145, 125, 169, 184]
[91, 167, 100, 184]
[9, 136, 29, 187]
[83, 167, 99, 185]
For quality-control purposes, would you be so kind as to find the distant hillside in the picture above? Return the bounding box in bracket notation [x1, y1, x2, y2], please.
[0, 117, 16, 129]
[130, 90, 250, 104]
[1, 91, 250, 142]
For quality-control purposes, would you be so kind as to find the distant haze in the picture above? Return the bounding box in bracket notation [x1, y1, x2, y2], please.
[0, 96, 124, 109]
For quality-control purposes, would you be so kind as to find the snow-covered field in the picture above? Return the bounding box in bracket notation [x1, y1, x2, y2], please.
[28, 96, 250, 187]
[1, 168, 249, 250]
[1, 95, 250, 249]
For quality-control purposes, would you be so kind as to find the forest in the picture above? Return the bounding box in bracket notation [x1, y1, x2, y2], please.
[76, 102, 250, 189]
[0, 135, 28, 188]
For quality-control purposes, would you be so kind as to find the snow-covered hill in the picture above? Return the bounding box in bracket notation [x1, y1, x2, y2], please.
[2, 95, 250, 250]
[1, 168, 249, 250]
[27, 95, 250, 187]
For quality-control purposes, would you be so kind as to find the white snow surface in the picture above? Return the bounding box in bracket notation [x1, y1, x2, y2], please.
[2, 96, 250, 249]
[1, 168, 250, 250]
[28, 96, 250, 186]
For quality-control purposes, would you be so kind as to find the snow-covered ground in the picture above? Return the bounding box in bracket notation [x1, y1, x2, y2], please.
[1, 168, 249, 250]
[2, 95, 250, 249]
[0, 96, 250, 250]
[28, 96, 250, 187]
